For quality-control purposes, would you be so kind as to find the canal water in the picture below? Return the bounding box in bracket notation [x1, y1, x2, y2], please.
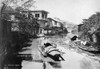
[6, 33, 100, 69]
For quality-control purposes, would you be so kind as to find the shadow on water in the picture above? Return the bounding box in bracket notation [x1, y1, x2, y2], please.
[4, 31, 34, 69]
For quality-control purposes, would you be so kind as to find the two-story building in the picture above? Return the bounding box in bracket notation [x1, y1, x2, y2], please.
[21, 10, 67, 35]
[22, 10, 49, 36]
[47, 18, 61, 28]
[43, 18, 64, 35]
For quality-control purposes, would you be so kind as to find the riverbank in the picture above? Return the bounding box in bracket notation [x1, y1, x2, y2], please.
[68, 40, 100, 62]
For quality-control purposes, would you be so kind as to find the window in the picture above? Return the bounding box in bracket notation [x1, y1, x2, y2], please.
[42, 14, 45, 18]
[55, 21, 57, 25]
[35, 14, 40, 18]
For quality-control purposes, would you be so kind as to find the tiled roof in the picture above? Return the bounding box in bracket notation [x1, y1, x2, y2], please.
[22, 10, 49, 13]
[2, 6, 17, 14]
[47, 18, 57, 22]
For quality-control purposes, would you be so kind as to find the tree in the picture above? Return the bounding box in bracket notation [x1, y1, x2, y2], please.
[79, 12, 100, 42]
[16, 13, 39, 35]
[0, 0, 36, 69]
[2, 0, 36, 10]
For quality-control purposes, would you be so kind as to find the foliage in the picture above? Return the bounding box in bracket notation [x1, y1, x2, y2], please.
[79, 12, 100, 41]
[2, 0, 36, 10]
[1, 0, 38, 35]
[15, 13, 39, 35]
[0, 0, 36, 68]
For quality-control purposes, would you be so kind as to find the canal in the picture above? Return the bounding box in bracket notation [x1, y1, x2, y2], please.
[5, 33, 100, 69]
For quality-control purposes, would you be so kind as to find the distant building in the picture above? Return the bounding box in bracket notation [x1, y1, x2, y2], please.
[78, 24, 83, 32]
[77, 24, 84, 37]
[47, 18, 61, 28]
[43, 18, 66, 35]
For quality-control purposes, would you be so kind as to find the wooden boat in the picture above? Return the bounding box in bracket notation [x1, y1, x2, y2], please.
[38, 44, 65, 61]
[78, 46, 100, 54]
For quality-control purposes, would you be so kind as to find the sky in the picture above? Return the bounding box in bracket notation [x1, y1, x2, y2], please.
[31, 0, 100, 24]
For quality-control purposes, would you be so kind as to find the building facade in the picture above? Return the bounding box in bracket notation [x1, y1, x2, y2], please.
[43, 18, 65, 35]
[22, 10, 67, 36]
[22, 10, 49, 36]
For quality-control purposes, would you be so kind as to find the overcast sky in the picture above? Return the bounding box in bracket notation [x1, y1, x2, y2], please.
[33, 0, 100, 24]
